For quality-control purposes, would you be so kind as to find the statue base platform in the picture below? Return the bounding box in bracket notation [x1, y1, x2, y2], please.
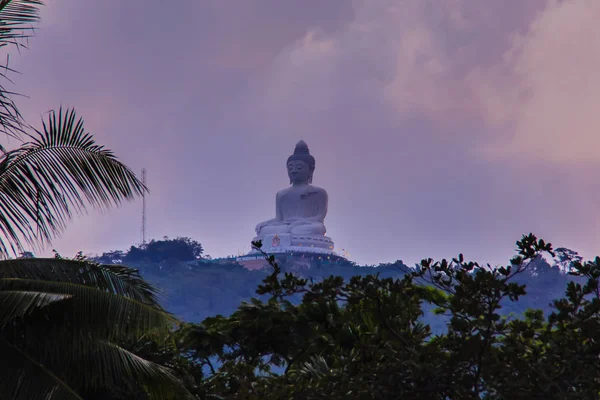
[235, 233, 337, 271]
[248, 233, 335, 255]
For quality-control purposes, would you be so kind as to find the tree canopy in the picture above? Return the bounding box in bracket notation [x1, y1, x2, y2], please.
[132, 234, 600, 399]
[93, 237, 204, 266]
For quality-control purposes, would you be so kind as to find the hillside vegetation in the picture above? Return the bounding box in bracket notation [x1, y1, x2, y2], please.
[84, 234, 600, 399]
[91, 236, 580, 327]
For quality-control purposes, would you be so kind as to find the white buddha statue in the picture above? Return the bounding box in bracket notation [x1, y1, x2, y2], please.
[255, 140, 329, 238]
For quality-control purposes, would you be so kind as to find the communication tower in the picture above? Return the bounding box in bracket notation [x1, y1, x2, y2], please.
[141, 168, 147, 245]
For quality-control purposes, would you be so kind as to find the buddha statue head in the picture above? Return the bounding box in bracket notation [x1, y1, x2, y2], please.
[286, 140, 315, 185]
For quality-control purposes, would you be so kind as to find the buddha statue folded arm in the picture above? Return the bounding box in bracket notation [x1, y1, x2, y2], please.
[255, 189, 328, 236]
[255, 193, 285, 235]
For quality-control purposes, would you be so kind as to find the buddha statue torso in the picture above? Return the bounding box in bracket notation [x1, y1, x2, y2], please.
[278, 185, 326, 221]
[256, 184, 328, 236]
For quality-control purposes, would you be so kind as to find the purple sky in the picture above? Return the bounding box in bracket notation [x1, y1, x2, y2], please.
[3, 0, 600, 266]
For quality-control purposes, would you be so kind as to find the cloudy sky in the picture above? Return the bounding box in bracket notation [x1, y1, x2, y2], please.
[3, 0, 600, 266]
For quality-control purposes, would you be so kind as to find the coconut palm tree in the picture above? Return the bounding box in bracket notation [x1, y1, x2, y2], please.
[0, 0, 146, 256]
[0, 256, 187, 399]
[0, 1, 189, 398]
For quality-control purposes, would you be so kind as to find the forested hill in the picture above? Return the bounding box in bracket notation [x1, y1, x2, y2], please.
[89, 237, 583, 328]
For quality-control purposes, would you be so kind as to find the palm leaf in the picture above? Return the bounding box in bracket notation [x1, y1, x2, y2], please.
[0, 337, 84, 400]
[0, 258, 175, 338]
[0, 258, 185, 398]
[0, 336, 192, 400]
[0, 107, 146, 256]
[0, 258, 162, 303]
[0, 0, 42, 48]
[298, 354, 330, 379]
[1, 278, 174, 339]
[0, 290, 71, 328]
[0, 0, 44, 137]
[63, 339, 193, 399]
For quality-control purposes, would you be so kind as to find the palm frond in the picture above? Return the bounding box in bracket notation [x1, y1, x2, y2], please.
[1, 278, 174, 339]
[0, 0, 42, 49]
[298, 355, 330, 379]
[0, 335, 192, 400]
[0, 107, 147, 256]
[0, 0, 44, 137]
[0, 64, 25, 138]
[0, 337, 83, 400]
[65, 339, 193, 399]
[0, 258, 162, 303]
[0, 258, 175, 338]
[0, 258, 185, 399]
[0, 289, 70, 328]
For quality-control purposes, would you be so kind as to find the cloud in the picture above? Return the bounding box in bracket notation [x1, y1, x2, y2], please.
[475, 0, 600, 164]
[248, 0, 544, 138]
[250, 0, 600, 167]
[244, 0, 600, 263]
[4, 0, 600, 266]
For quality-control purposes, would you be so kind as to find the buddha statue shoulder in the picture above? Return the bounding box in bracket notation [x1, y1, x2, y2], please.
[255, 140, 329, 237]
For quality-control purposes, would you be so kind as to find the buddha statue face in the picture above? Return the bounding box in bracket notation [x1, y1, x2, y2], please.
[287, 160, 312, 185]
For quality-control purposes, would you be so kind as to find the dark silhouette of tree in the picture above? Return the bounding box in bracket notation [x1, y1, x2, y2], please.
[168, 235, 600, 399]
[17, 251, 34, 259]
[124, 237, 203, 264]
[94, 250, 126, 264]
[0, 255, 192, 399]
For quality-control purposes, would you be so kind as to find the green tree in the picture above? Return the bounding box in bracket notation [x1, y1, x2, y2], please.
[124, 237, 204, 265]
[179, 235, 600, 399]
[83, 325, 204, 400]
[94, 249, 126, 265]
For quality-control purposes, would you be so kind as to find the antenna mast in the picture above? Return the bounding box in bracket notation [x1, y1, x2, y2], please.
[141, 168, 147, 245]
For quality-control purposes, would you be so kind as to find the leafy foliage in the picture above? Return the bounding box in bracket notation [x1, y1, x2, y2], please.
[159, 235, 600, 399]
[126, 237, 202, 263]
[82, 328, 203, 400]
[94, 237, 204, 267]
[0, 108, 145, 256]
[0, 1, 146, 257]
[128, 258, 269, 323]
[0, 0, 45, 138]
[0, 256, 192, 399]
[93, 249, 126, 265]
[0, 1, 195, 398]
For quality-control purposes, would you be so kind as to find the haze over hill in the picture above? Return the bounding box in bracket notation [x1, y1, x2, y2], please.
[88, 236, 583, 327]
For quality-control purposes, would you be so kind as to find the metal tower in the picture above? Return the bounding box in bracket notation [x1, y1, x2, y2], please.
[141, 168, 147, 245]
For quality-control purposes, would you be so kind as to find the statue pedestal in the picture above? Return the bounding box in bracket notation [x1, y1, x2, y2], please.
[260, 233, 292, 252]
[249, 233, 335, 255]
[236, 234, 345, 271]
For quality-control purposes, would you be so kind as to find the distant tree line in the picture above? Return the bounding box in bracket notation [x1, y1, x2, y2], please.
[93, 236, 204, 265]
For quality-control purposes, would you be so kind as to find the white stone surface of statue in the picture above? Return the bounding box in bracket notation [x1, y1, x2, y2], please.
[255, 140, 328, 236]
[253, 140, 334, 254]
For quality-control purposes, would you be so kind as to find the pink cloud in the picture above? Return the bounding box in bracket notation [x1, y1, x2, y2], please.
[243, 0, 600, 263]
[476, 0, 600, 164]
[4, 0, 600, 266]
